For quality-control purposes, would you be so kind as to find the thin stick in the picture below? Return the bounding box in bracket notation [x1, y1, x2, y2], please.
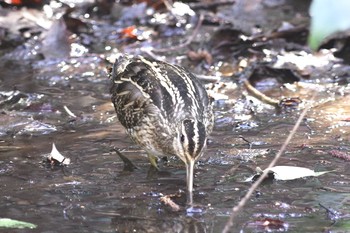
[161, 0, 173, 12]
[189, 0, 235, 10]
[63, 105, 77, 118]
[222, 93, 316, 233]
[243, 79, 279, 107]
[152, 14, 204, 53]
[195, 74, 220, 82]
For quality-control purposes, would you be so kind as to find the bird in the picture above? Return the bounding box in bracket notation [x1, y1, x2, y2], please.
[109, 54, 214, 205]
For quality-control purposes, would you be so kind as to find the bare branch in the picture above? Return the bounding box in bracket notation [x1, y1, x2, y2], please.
[222, 92, 316, 233]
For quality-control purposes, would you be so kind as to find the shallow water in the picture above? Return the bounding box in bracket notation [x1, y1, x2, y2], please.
[1, 56, 350, 233]
[1, 1, 350, 231]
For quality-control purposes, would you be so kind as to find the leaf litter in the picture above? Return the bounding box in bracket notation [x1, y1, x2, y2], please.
[1, 1, 350, 232]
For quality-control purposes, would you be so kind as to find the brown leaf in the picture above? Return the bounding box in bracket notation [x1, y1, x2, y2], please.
[160, 196, 181, 212]
[329, 150, 350, 161]
[187, 50, 213, 65]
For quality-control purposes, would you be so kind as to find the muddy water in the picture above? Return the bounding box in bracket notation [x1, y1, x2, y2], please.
[1, 57, 350, 233]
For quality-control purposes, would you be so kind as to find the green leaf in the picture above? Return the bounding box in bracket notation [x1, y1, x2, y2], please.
[308, 0, 350, 50]
[0, 218, 37, 229]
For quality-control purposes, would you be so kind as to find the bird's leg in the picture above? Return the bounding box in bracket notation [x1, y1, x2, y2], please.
[147, 153, 159, 170]
[114, 149, 137, 171]
[186, 159, 195, 206]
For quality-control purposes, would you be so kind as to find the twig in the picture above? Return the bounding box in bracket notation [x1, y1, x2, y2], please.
[189, 0, 235, 10]
[239, 136, 253, 150]
[221, 92, 316, 233]
[216, 164, 241, 184]
[152, 14, 204, 53]
[319, 203, 341, 221]
[141, 49, 166, 61]
[194, 74, 220, 82]
[63, 105, 77, 118]
[161, 0, 173, 12]
[243, 79, 280, 107]
[160, 195, 182, 212]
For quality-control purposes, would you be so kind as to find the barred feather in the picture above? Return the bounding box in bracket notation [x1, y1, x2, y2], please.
[110, 54, 214, 203]
[110, 55, 213, 158]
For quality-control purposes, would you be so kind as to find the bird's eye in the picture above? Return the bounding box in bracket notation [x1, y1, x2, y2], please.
[180, 134, 185, 143]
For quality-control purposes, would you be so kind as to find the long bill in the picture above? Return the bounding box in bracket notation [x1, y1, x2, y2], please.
[186, 159, 195, 206]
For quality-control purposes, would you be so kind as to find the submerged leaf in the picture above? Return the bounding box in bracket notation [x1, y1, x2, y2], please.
[245, 166, 332, 181]
[47, 143, 70, 166]
[267, 166, 331, 180]
[0, 218, 37, 229]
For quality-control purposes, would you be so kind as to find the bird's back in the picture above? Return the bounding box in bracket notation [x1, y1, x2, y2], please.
[110, 55, 214, 157]
[110, 55, 214, 204]
[110, 55, 212, 131]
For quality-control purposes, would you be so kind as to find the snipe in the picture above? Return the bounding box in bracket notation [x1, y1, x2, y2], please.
[109, 55, 214, 205]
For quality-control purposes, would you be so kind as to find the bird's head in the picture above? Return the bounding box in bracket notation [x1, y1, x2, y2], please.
[173, 119, 207, 164]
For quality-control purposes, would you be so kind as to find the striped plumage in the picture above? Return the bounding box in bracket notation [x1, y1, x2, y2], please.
[110, 55, 213, 205]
